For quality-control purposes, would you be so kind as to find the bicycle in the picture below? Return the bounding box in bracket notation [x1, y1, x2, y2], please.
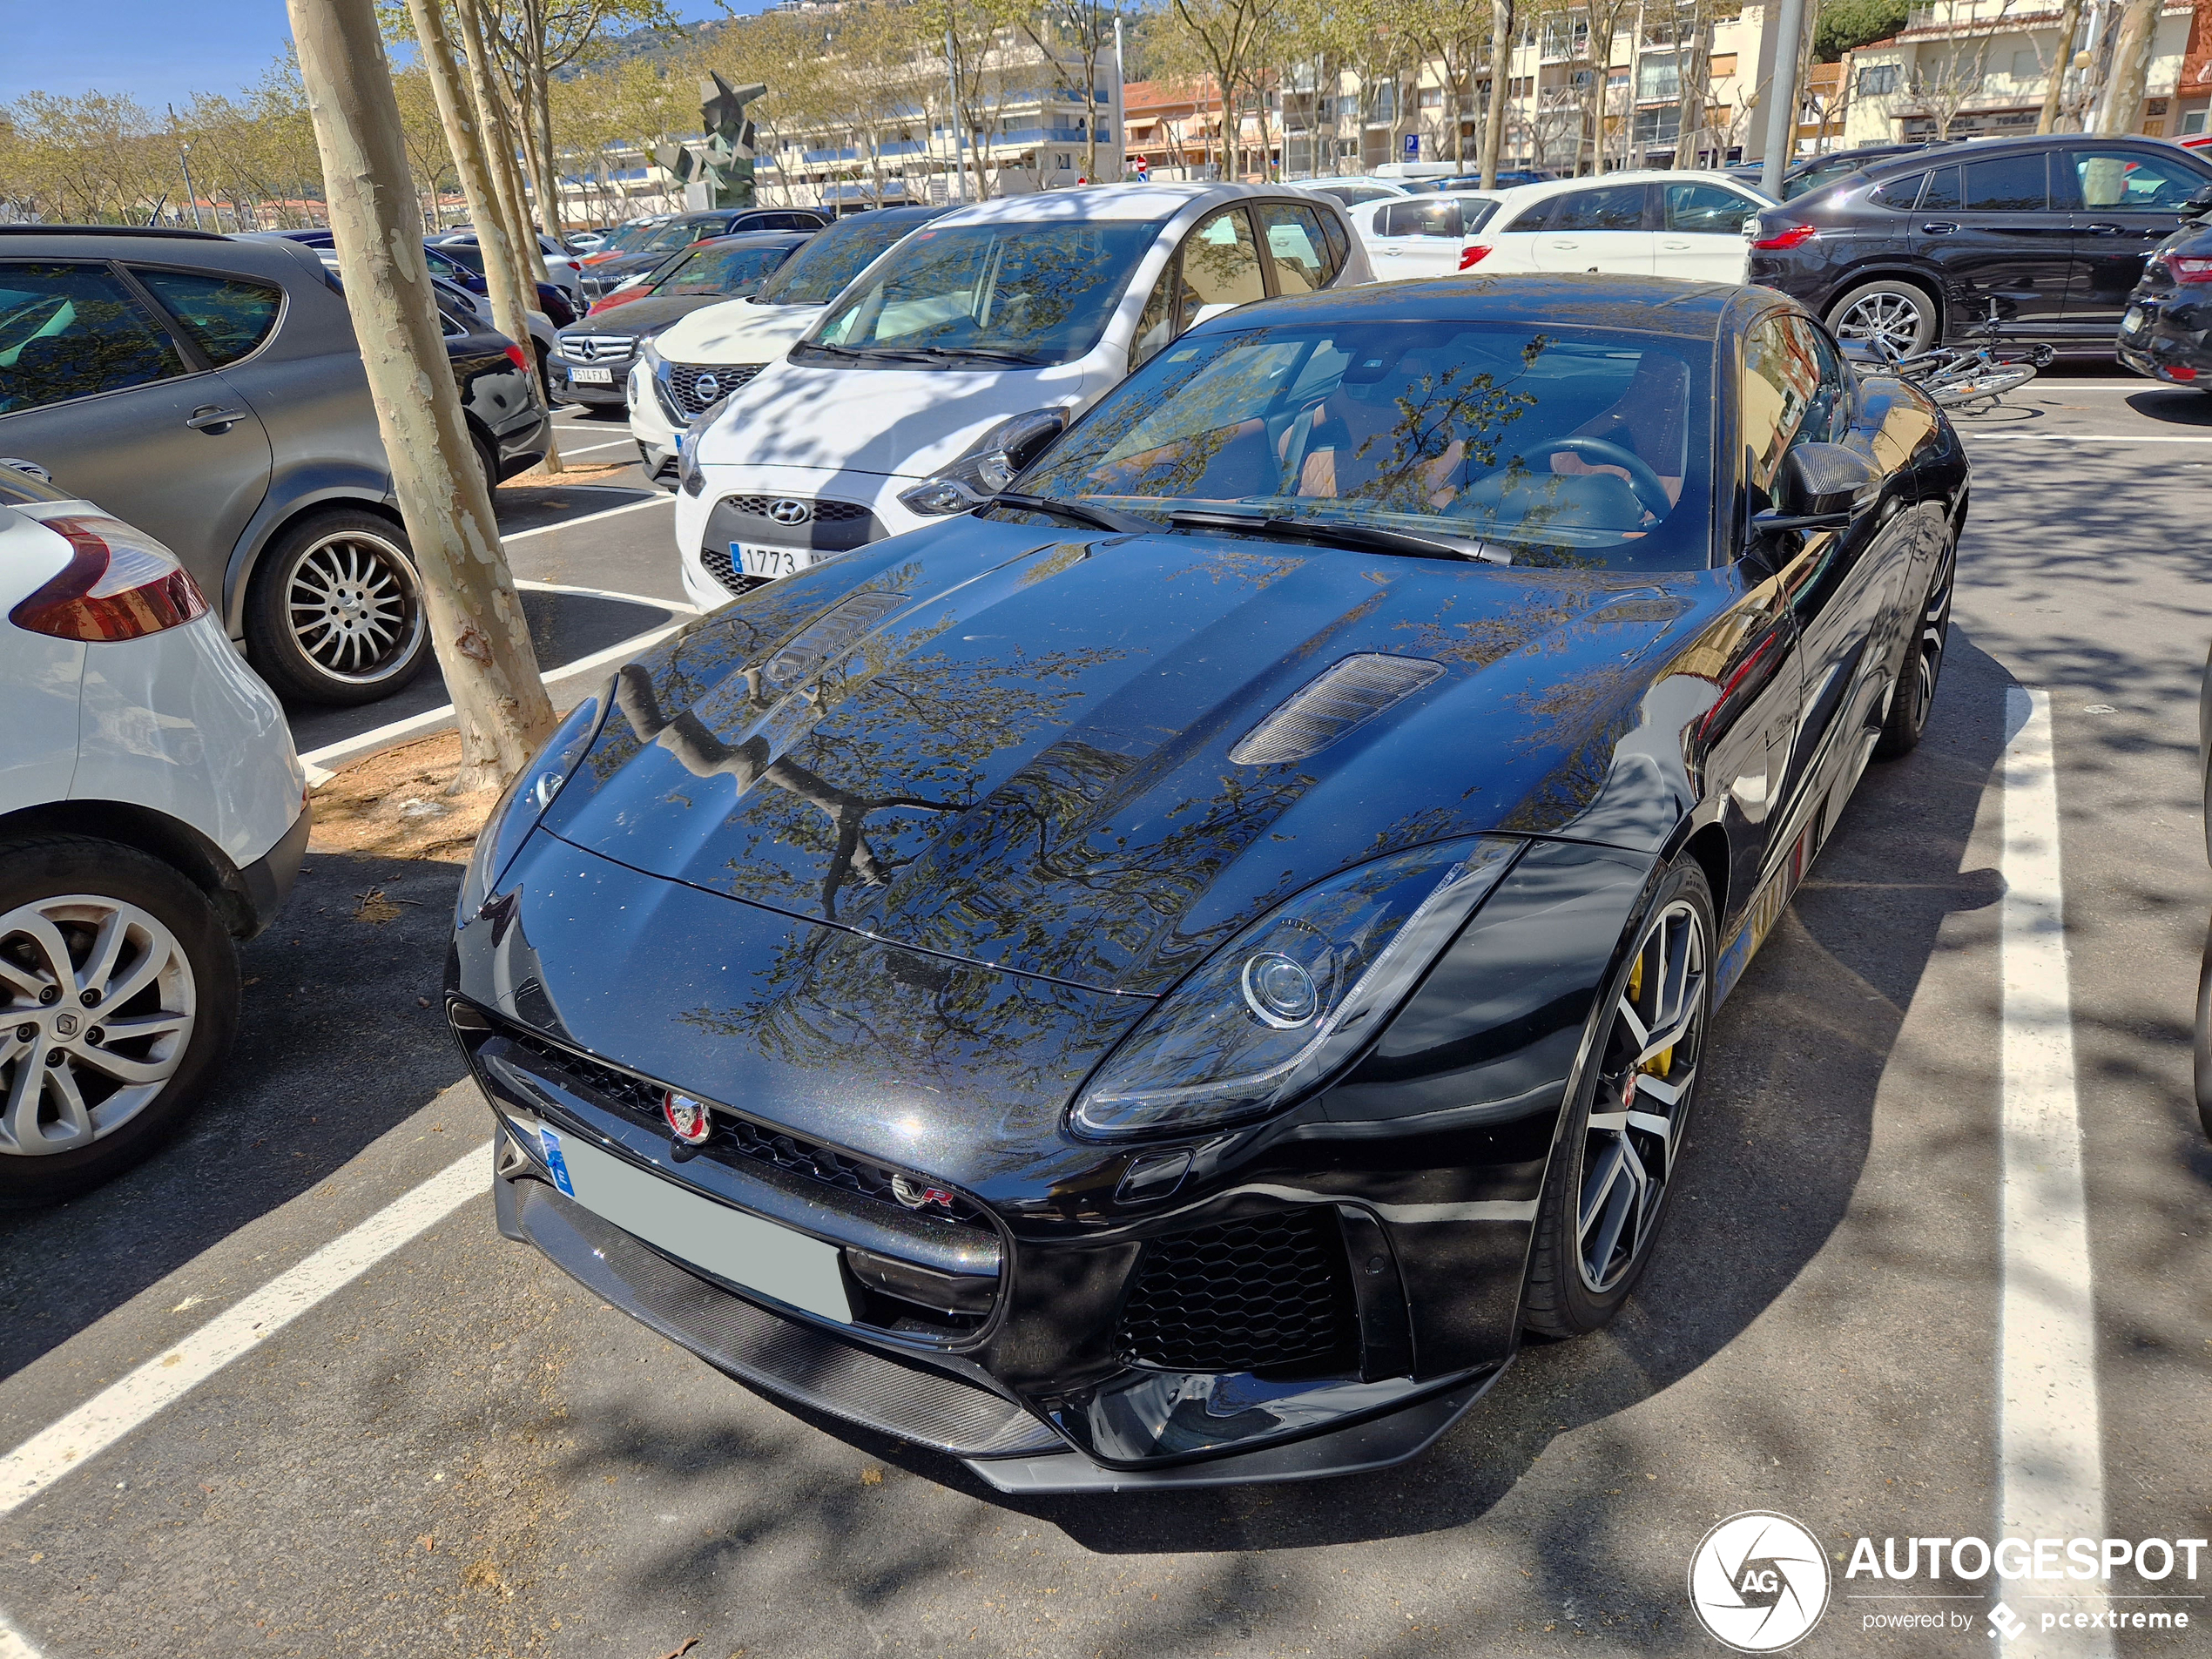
[1868, 302, 2054, 410]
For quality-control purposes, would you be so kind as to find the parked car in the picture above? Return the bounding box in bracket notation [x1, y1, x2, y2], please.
[628, 204, 954, 489]
[564, 229, 610, 254]
[1764, 141, 1958, 203]
[675, 184, 1369, 602]
[578, 208, 830, 300]
[417, 242, 577, 328]
[1743, 132, 2212, 358]
[0, 225, 545, 705]
[430, 229, 587, 306]
[1347, 191, 1502, 279]
[1409, 170, 1559, 192]
[0, 462, 308, 1204]
[422, 269, 562, 397]
[449, 270, 1965, 1492]
[1298, 176, 1417, 208]
[554, 232, 810, 410]
[2116, 185, 2212, 388]
[1465, 170, 1773, 283]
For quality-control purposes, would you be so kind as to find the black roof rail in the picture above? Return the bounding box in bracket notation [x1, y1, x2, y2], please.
[0, 225, 233, 240]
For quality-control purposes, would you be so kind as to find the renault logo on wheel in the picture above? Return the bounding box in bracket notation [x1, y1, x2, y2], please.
[1688, 1512, 1831, 1651]
[768, 498, 813, 527]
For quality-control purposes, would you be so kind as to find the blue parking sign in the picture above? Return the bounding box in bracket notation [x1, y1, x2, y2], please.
[1404, 133, 1419, 159]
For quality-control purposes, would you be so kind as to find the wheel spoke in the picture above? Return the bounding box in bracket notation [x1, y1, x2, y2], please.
[70, 1046, 175, 1087]
[2, 1035, 50, 1150]
[100, 933, 171, 1012]
[9, 913, 76, 993]
[41, 1062, 95, 1147]
[91, 1010, 191, 1043]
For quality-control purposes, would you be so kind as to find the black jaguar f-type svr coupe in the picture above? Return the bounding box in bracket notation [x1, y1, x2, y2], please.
[448, 274, 1967, 1491]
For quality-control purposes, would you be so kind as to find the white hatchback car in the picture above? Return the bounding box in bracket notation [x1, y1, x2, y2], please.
[1347, 192, 1503, 280]
[0, 461, 307, 1204]
[673, 183, 1370, 603]
[1469, 171, 1774, 282]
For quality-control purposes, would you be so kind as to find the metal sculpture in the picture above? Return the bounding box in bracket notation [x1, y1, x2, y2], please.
[655, 71, 768, 210]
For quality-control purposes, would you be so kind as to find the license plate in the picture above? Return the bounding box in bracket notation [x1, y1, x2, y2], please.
[2121, 307, 2149, 336]
[535, 1124, 853, 1322]
[570, 365, 613, 384]
[738, 543, 813, 579]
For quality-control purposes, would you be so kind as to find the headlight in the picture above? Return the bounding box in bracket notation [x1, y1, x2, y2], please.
[898, 408, 1068, 517]
[677, 395, 731, 497]
[638, 334, 664, 368]
[1070, 837, 1520, 1138]
[457, 685, 613, 921]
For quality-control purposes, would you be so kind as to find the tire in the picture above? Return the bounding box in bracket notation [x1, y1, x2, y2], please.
[1927, 364, 2035, 408]
[1827, 280, 1939, 361]
[1522, 861, 1714, 1338]
[1874, 530, 1955, 759]
[0, 835, 240, 1208]
[532, 339, 552, 402]
[473, 427, 501, 500]
[2194, 916, 2212, 1146]
[245, 508, 431, 706]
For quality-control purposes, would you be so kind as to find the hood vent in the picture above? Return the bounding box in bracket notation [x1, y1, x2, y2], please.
[1229, 653, 1446, 765]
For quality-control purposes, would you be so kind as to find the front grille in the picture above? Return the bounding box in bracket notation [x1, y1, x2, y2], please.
[563, 334, 634, 362]
[699, 546, 770, 597]
[666, 361, 764, 418]
[705, 494, 883, 556]
[720, 495, 872, 523]
[500, 1028, 991, 1231]
[1117, 1210, 1358, 1375]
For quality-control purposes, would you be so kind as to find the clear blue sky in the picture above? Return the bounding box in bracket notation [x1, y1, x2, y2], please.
[0, 0, 746, 107]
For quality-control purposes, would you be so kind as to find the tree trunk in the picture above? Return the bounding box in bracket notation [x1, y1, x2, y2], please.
[284, 0, 554, 791]
[1676, 7, 1709, 166]
[2096, 0, 2161, 134]
[1481, 0, 1513, 186]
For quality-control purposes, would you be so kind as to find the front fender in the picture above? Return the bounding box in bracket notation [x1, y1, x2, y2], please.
[221, 463, 398, 636]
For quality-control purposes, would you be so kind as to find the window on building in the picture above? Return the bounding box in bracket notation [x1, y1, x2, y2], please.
[2010, 49, 2044, 84]
[1635, 106, 1683, 145]
[1419, 87, 1443, 109]
[1638, 52, 1681, 100]
[1856, 63, 1900, 98]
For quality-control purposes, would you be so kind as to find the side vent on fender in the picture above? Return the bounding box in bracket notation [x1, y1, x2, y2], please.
[1228, 653, 1446, 765]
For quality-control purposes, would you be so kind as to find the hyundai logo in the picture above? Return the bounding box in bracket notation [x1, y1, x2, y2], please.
[694, 373, 722, 401]
[767, 498, 813, 527]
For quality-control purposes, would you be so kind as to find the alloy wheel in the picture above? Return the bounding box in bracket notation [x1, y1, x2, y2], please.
[1836, 292, 1925, 359]
[1910, 539, 1956, 733]
[0, 896, 197, 1157]
[283, 529, 425, 685]
[1576, 897, 1708, 1294]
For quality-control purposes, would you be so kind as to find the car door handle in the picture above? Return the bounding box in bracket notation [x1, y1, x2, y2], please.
[1921, 221, 1959, 234]
[2081, 222, 2123, 236]
[1661, 239, 1693, 250]
[185, 406, 248, 433]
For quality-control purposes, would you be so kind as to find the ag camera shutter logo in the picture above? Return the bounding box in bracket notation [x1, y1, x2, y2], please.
[1689, 1512, 1832, 1651]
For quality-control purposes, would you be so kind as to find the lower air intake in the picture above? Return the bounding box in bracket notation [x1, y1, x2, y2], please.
[1116, 1208, 1358, 1374]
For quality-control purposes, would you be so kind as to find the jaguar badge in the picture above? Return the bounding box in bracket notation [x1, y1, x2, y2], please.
[662, 1090, 713, 1148]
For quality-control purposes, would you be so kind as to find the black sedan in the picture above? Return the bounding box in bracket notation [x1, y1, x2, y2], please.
[2117, 188, 2212, 389]
[553, 233, 808, 409]
[447, 275, 1967, 1491]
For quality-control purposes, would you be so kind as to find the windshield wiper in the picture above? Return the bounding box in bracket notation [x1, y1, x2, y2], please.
[912, 346, 1047, 366]
[1165, 509, 1509, 565]
[984, 492, 1156, 534]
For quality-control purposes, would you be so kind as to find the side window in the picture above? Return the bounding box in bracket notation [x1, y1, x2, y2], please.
[1128, 255, 1179, 372]
[1866, 171, 1925, 210]
[1739, 312, 1822, 507]
[1315, 206, 1351, 279]
[1548, 183, 1650, 231]
[131, 269, 282, 368]
[2066, 148, 2207, 210]
[1962, 153, 2049, 212]
[1919, 165, 1961, 211]
[1177, 207, 1264, 328]
[0, 262, 190, 417]
[1664, 182, 1757, 233]
[1784, 315, 1851, 445]
[1379, 199, 1462, 238]
[1258, 201, 1329, 294]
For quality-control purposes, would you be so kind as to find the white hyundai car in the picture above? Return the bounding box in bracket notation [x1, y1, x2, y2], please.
[1466, 170, 1776, 282]
[672, 182, 1370, 604]
[628, 204, 952, 489]
[0, 461, 307, 1204]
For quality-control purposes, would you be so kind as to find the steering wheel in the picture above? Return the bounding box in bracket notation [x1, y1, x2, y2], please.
[1520, 435, 1672, 519]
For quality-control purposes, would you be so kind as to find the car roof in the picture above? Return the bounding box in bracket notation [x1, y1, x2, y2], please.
[0, 228, 329, 283]
[831, 204, 954, 225]
[0, 224, 231, 243]
[934, 182, 1320, 226]
[1190, 272, 1743, 339]
[680, 231, 814, 250]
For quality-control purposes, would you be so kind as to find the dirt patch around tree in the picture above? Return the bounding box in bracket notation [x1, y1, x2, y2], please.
[307, 731, 493, 867]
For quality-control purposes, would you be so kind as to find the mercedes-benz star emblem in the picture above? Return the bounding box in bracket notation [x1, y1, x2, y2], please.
[694, 373, 721, 401]
[768, 498, 814, 527]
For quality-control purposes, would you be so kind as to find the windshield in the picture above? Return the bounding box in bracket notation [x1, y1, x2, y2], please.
[1016, 319, 1715, 570]
[753, 214, 931, 306]
[631, 220, 709, 255]
[655, 240, 794, 293]
[799, 219, 1160, 368]
[595, 222, 661, 255]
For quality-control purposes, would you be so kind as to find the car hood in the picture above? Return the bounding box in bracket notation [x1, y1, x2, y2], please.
[692, 358, 1096, 481]
[539, 522, 1724, 996]
[566, 293, 727, 337]
[652, 298, 824, 365]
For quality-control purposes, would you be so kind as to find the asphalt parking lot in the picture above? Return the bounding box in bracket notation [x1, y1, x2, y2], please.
[0, 375, 2207, 1658]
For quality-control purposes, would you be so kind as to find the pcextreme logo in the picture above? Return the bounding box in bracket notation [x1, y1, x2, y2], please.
[1689, 1512, 1834, 1652]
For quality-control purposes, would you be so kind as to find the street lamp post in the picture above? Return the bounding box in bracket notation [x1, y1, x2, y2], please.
[1758, 0, 1810, 199]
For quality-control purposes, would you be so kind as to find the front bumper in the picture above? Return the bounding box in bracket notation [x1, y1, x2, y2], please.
[677, 465, 929, 605]
[2116, 293, 2210, 384]
[556, 368, 631, 407]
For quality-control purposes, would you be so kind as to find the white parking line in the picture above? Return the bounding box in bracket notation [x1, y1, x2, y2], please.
[502, 494, 672, 543]
[0, 1149, 490, 1522]
[1966, 433, 2212, 442]
[0, 1609, 41, 1659]
[1998, 686, 2112, 1656]
[551, 439, 637, 457]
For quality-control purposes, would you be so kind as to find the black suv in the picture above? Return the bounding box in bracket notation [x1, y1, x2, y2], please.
[1744, 133, 2212, 358]
[0, 227, 548, 705]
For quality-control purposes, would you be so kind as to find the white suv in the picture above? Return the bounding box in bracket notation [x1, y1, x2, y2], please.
[0, 461, 307, 1204]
